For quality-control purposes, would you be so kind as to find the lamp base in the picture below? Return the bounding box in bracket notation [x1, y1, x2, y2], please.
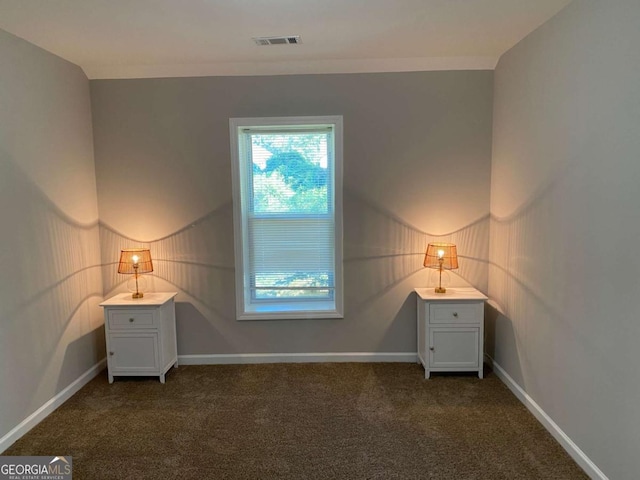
[434, 287, 446, 293]
[132, 292, 144, 299]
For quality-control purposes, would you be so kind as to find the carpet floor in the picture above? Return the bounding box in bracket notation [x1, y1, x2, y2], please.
[5, 363, 587, 479]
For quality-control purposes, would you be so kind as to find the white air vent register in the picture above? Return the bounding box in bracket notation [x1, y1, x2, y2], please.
[253, 36, 301, 46]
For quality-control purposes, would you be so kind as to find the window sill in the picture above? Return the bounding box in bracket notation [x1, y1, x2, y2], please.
[237, 303, 343, 321]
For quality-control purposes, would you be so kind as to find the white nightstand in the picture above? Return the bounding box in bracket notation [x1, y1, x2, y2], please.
[99, 292, 178, 384]
[415, 287, 488, 379]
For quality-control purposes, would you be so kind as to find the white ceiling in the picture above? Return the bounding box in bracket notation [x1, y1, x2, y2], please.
[0, 0, 572, 79]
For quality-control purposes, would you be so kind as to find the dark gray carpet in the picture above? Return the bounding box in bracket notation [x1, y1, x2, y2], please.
[5, 363, 587, 479]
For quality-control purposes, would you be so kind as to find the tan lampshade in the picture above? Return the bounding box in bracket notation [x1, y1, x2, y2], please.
[118, 249, 154, 274]
[423, 243, 459, 270]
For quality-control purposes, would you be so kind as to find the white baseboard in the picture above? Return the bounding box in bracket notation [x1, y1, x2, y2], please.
[488, 357, 607, 480]
[0, 359, 106, 454]
[178, 352, 418, 365]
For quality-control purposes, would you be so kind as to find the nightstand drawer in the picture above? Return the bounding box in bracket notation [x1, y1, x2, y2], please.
[108, 310, 155, 329]
[429, 303, 481, 324]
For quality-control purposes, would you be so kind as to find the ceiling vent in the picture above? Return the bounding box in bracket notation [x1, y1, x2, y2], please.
[253, 35, 301, 46]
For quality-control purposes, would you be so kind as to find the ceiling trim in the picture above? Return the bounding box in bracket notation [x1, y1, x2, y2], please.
[84, 56, 499, 80]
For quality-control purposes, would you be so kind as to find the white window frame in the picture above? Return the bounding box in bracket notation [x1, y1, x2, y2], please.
[229, 115, 344, 320]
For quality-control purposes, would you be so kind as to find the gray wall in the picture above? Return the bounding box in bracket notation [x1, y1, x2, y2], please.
[489, 1, 640, 478]
[91, 71, 493, 356]
[0, 29, 104, 442]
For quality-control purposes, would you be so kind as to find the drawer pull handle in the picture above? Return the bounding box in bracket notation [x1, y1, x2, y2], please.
[129, 318, 135, 322]
[453, 312, 458, 317]
[109, 351, 114, 356]
[429, 347, 434, 351]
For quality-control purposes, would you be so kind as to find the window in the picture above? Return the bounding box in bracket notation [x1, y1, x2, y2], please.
[230, 116, 343, 320]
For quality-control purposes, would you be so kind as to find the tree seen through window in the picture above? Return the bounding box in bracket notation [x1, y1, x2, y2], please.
[251, 133, 329, 214]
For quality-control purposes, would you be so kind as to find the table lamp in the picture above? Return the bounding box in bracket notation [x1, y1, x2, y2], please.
[423, 243, 458, 293]
[118, 248, 153, 298]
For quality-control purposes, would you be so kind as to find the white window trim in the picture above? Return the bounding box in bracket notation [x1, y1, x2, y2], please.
[229, 115, 344, 320]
